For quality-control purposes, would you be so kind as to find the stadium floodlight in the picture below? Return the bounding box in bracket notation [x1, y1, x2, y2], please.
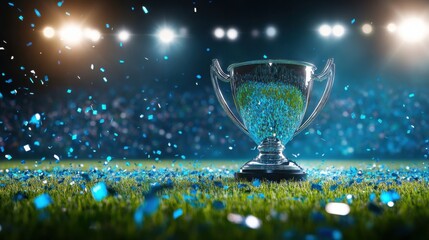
[318, 24, 332, 37]
[332, 24, 345, 37]
[59, 24, 82, 44]
[398, 18, 427, 43]
[158, 28, 176, 44]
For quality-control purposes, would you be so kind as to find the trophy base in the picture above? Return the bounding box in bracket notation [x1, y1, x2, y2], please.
[235, 160, 306, 182]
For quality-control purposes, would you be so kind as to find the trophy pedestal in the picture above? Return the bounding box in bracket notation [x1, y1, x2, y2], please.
[234, 137, 306, 181]
[235, 160, 306, 181]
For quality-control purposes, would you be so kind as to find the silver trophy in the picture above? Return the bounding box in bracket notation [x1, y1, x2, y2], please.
[210, 58, 335, 181]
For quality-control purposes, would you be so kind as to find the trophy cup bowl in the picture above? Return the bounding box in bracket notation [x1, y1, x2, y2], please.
[210, 58, 335, 181]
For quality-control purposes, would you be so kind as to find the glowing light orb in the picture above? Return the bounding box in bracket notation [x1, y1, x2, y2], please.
[362, 23, 373, 34]
[84, 28, 101, 42]
[325, 202, 350, 216]
[318, 24, 332, 37]
[226, 28, 238, 40]
[59, 24, 82, 44]
[214, 27, 225, 39]
[398, 18, 427, 43]
[118, 30, 130, 42]
[332, 24, 345, 37]
[266, 26, 277, 38]
[387, 23, 397, 33]
[43, 26, 55, 38]
[158, 28, 175, 43]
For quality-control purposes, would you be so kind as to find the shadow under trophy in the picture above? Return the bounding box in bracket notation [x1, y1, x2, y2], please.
[210, 58, 335, 181]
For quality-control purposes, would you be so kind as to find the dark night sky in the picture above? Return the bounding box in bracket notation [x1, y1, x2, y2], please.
[1, 0, 429, 95]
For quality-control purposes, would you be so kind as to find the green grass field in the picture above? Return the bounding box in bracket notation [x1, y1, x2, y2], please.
[0, 159, 428, 239]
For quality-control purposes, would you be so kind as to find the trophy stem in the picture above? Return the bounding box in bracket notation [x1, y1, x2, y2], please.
[254, 137, 287, 164]
[235, 137, 306, 181]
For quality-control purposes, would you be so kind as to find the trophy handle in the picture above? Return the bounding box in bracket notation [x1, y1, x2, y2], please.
[210, 59, 250, 136]
[293, 58, 335, 137]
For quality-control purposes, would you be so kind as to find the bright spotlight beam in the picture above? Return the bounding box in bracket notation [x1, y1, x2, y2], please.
[158, 28, 176, 44]
[43, 26, 55, 38]
[59, 24, 82, 44]
[398, 18, 427, 43]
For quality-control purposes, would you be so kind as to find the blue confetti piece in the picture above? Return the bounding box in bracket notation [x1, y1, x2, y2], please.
[100, 67, 105, 72]
[5, 154, 12, 160]
[106, 156, 112, 161]
[34, 9, 41, 17]
[164, 55, 169, 60]
[252, 179, 261, 187]
[196, 74, 202, 79]
[311, 183, 323, 192]
[57, 1, 64, 7]
[263, 54, 268, 59]
[173, 208, 183, 219]
[134, 205, 144, 225]
[101, 104, 107, 110]
[380, 190, 400, 204]
[351, 18, 356, 24]
[91, 182, 108, 201]
[105, 23, 110, 29]
[409, 93, 415, 98]
[148, 115, 154, 120]
[8, 2, 14, 7]
[142, 196, 160, 215]
[66, 89, 72, 93]
[212, 200, 225, 210]
[18, 15, 24, 21]
[119, 60, 125, 64]
[33, 193, 52, 209]
[142, 6, 149, 14]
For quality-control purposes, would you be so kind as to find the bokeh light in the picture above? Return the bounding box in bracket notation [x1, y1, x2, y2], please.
[398, 18, 427, 43]
[332, 24, 345, 37]
[387, 23, 397, 33]
[265, 26, 277, 38]
[226, 28, 238, 40]
[118, 30, 131, 42]
[158, 28, 176, 44]
[362, 23, 373, 35]
[42, 26, 55, 38]
[319, 24, 332, 37]
[214, 27, 225, 39]
[84, 28, 101, 42]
